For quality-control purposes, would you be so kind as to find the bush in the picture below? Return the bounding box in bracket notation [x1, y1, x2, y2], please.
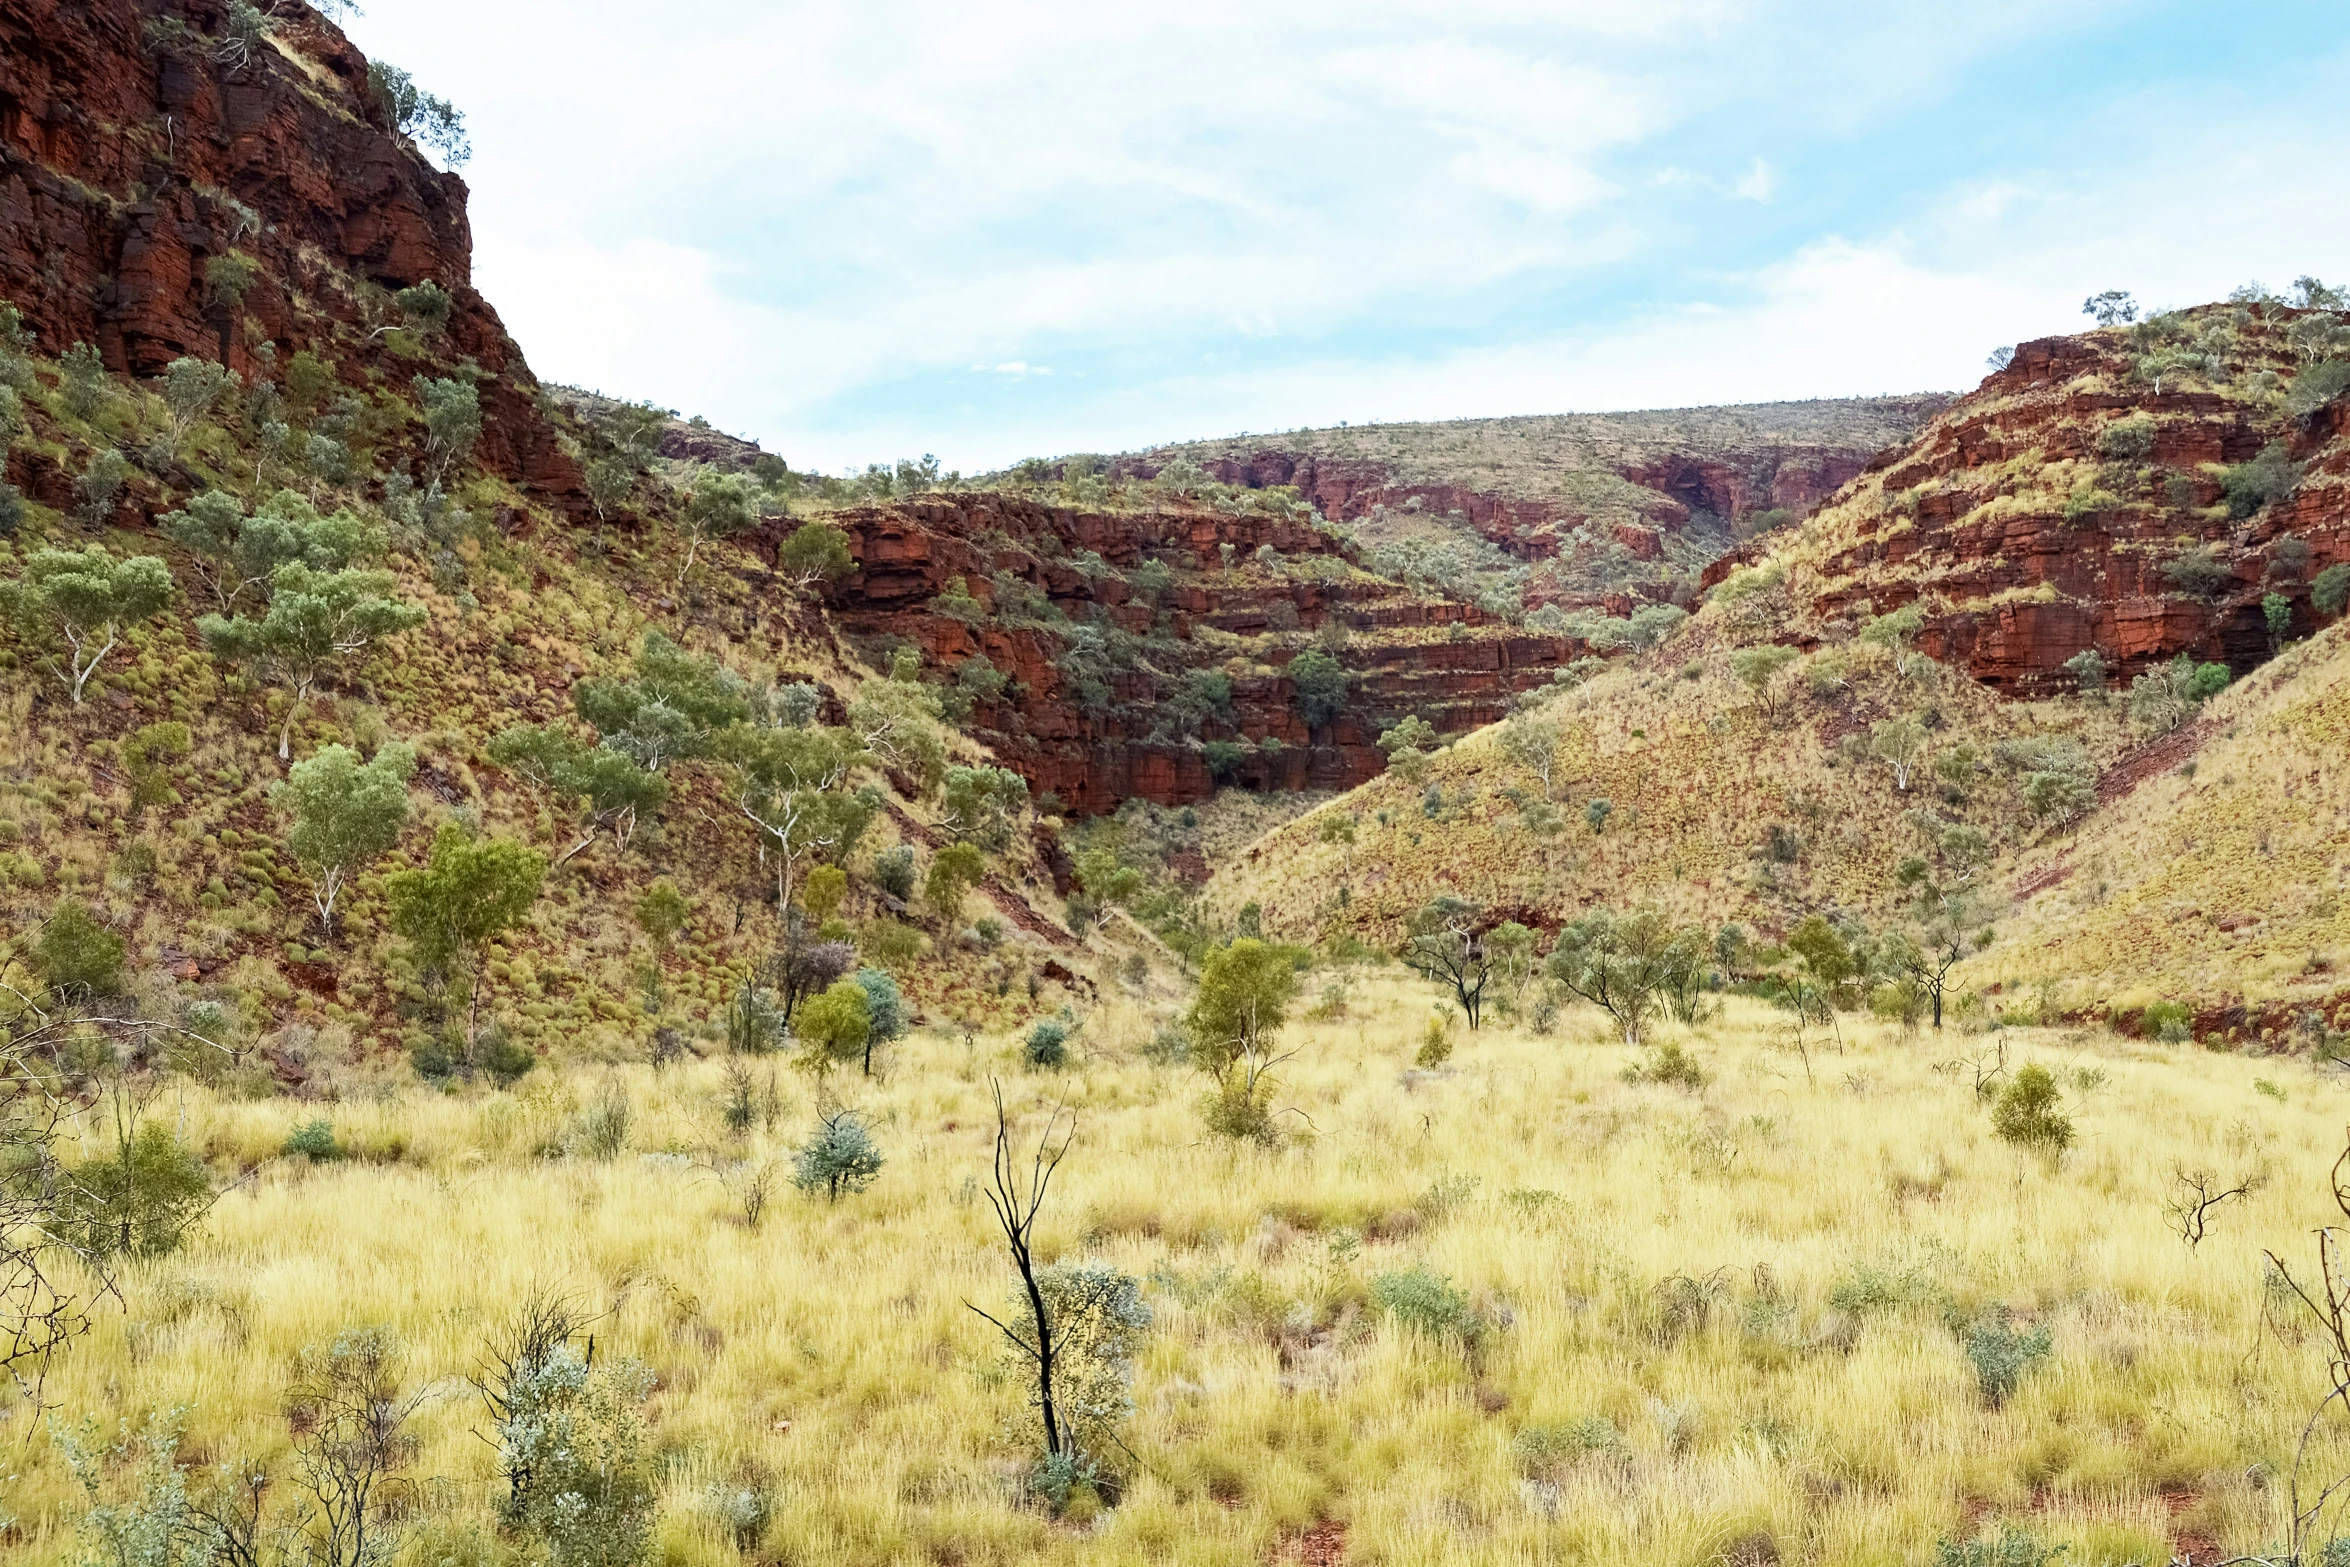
[793, 1110, 883, 1200]
[1626, 1039, 1707, 1090]
[2288, 358, 2350, 417]
[862, 916, 926, 968]
[569, 1080, 631, 1159]
[872, 844, 918, 901]
[1958, 1310, 2053, 1407]
[497, 1344, 657, 1567]
[1414, 1013, 1455, 1068]
[794, 979, 871, 1069]
[36, 899, 125, 1002]
[2216, 442, 2298, 517]
[1143, 1021, 1190, 1066]
[2141, 1000, 2194, 1044]
[1201, 740, 1247, 782]
[283, 1119, 339, 1161]
[1199, 1075, 1276, 1141]
[1373, 1266, 1479, 1341]
[1024, 1017, 1071, 1068]
[2316, 562, 2350, 618]
[57, 1122, 212, 1259]
[2160, 546, 2231, 597]
[1990, 1064, 2073, 1149]
[2095, 415, 2157, 461]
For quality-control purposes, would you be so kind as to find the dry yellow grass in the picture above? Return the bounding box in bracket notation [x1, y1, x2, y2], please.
[8, 980, 2347, 1566]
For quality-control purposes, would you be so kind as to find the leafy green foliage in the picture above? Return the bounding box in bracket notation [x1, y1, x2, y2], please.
[1024, 1017, 1072, 1069]
[794, 979, 871, 1070]
[276, 742, 416, 938]
[778, 522, 855, 590]
[2216, 442, 2298, 517]
[57, 1120, 212, 1260]
[119, 721, 191, 821]
[1990, 1064, 2073, 1150]
[925, 841, 986, 917]
[199, 563, 425, 757]
[939, 764, 1028, 850]
[2315, 562, 2350, 618]
[2159, 545, 2231, 597]
[368, 59, 472, 166]
[1186, 938, 1299, 1080]
[1, 546, 175, 703]
[36, 899, 124, 1002]
[489, 724, 666, 864]
[1288, 647, 1348, 728]
[1374, 1266, 1479, 1341]
[575, 632, 750, 771]
[1958, 1310, 2054, 1407]
[494, 1343, 657, 1567]
[793, 1109, 883, 1200]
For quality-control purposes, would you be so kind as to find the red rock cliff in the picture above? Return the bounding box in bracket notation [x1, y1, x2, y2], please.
[1741, 310, 2350, 692]
[0, 0, 581, 504]
[824, 494, 1584, 815]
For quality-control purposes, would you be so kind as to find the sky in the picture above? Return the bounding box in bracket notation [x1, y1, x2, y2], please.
[339, 0, 2350, 476]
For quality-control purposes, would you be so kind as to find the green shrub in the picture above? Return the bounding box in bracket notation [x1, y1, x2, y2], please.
[282, 1119, 339, 1160]
[1143, 1021, 1190, 1066]
[2141, 1000, 2193, 1044]
[1199, 1075, 1276, 1141]
[2216, 442, 2298, 517]
[1626, 1039, 1706, 1090]
[1373, 1266, 1479, 1341]
[1202, 740, 1247, 782]
[793, 1109, 883, 1200]
[1958, 1310, 2053, 1407]
[794, 980, 871, 1070]
[2287, 358, 2350, 417]
[2160, 546, 2231, 597]
[2315, 562, 2350, 618]
[36, 898, 125, 1001]
[56, 1122, 212, 1259]
[2095, 415, 2157, 461]
[1990, 1064, 2073, 1149]
[1024, 1017, 1071, 1068]
[872, 844, 918, 901]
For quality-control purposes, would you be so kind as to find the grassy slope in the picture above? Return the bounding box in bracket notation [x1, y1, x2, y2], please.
[0, 344, 1101, 1085]
[1205, 624, 2133, 950]
[1142, 398, 1951, 512]
[6, 984, 2339, 1567]
[1979, 620, 2350, 1022]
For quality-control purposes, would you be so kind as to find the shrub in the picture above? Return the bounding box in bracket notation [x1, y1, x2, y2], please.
[725, 983, 787, 1055]
[2142, 1000, 2194, 1044]
[2159, 546, 2231, 597]
[2096, 415, 2157, 461]
[793, 1109, 883, 1200]
[283, 1119, 339, 1161]
[1199, 1075, 1276, 1141]
[37, 898, 125, 1002]
[1958, 1310, 2053, 1407]
[852, 968, 905, 1072]
[1414, 1013, 1455, 1068]
[1143, 1021, 1191, 1066]
[2315, 562, 2350, 618]
[2216, 442, 2298, 517]
[872, 843, 918, 901]
[1289, 647, 1348, 727]
[794, 979, 871, 1069]
[1626, 1039, 1707, 1090]
[1990, 1064, 2073, 1149]
[1373, 1266, 1478, 1341]
[57, 1122, 213, 1259]
[569, 1080, 631, 1160]
[861, 917, 925, 969]
[2288, 358, 2350, 417]
[1025, 1017, 1071, 1069]
[496, 1342, 656, 1566]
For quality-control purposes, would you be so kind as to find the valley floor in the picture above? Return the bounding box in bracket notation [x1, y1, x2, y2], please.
[10, 983, 2347, 1567]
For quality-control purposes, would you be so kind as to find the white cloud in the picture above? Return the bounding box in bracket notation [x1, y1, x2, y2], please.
[339, 1, 2350, 471]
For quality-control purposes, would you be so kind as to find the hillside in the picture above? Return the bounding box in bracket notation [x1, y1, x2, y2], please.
[1980, 617, 2350, 1032]
[1714, 305, 2350, 690]
[1121, 396, 1948, 604]
[1207, 305, 2350, 1022]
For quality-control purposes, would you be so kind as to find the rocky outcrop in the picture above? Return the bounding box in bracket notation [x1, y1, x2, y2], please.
[824, 495, 1582, 814]
[1117, 399, 1948, 580]
[0, 0, 582, 506]
[1763, 312, 2350, 692]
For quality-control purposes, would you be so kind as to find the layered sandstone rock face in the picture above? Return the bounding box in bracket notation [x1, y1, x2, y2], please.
[0, 0, 580, 503]
[1120, 398, 1948, 594]
[825, 495, 1581, 814]
[1741, 310, 2350, 691]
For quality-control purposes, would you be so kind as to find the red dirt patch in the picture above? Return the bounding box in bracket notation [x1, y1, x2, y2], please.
[1270, 1521, 1346, 1565]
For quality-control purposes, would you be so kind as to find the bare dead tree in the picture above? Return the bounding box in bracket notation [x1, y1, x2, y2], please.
[2263, 1132, 2350, 1563]
[965, 1080, 1075, 1459]
[284, 1328, 427, 1567]
[2168, 1164, 2264, 1248]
